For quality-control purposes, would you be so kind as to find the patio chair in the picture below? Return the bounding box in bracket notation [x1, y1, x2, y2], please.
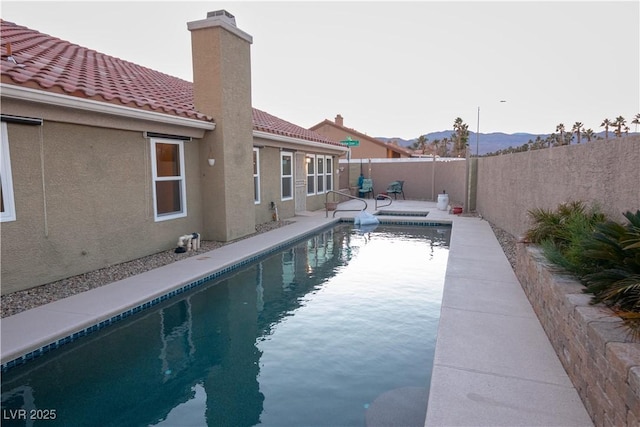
[386, 180, 405, 199]
[359, 178, 374, 198]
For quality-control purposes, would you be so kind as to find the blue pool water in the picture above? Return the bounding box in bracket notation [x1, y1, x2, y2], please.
[1, 223, 451, 426]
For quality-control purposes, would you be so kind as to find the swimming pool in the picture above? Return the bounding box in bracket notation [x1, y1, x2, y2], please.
[1, 223, 450, 426]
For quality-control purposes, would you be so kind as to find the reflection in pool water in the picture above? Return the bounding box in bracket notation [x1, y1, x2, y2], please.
[1, 224, 450, 427]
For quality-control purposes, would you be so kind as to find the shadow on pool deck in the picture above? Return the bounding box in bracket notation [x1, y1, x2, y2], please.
[0, 200, 593, 426]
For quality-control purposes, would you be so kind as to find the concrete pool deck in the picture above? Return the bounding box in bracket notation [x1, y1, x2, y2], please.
[0, 200, 593, 426]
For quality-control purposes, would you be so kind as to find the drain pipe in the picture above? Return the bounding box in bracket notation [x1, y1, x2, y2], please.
[270, 201, 279, 221]
[175, 232, 201, 253]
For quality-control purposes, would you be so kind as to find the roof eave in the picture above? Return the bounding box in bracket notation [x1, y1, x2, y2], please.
[253, 130, 349, 153]
[0, 83, 216, 131]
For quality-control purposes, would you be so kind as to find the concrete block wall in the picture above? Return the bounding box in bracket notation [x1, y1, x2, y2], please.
[516, 243, 640, 426]
[338, 158, 467, 205]
[476, 136, 640, 238]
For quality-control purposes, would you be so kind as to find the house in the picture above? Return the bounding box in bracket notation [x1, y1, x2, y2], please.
[0, 11, 348, 294]
[309, 114, 412, 160]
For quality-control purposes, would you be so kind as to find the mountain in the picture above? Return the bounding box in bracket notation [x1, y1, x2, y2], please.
[376, 131, 620, 155]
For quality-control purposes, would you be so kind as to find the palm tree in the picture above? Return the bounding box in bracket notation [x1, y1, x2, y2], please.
[632, 113, 640, 132]
[583, 128, 596, 142]
[572, 122, 583, 144]
[612, 116, 626, 138]
[410, 135, 428, 153]
[440, 137, 451, 157]
[531, 135, 545, 150]
[545, 133, 557, 148]
[430, 138, 441, 156]
[601, 118, 612, 140]
[555, 123, 566, 145]
[452, 117, 469, 157]
[417, 134, 428, 154]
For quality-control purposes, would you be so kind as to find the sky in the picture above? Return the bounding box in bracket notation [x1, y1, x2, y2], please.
[2, 0, 639, 139]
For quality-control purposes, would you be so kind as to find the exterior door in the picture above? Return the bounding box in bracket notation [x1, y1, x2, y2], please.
[294, 153, 306, 212]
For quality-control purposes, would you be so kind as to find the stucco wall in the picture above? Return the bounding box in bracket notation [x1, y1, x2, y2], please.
[339, 158, 467, 205]
[1, 121, 204, 294]
[476, 136, 640, 237]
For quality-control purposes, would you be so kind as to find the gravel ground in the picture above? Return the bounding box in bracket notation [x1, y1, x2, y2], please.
[1, 218, 518, 319]
[488, 221, 517, 269]
[1, 221, 292, 318]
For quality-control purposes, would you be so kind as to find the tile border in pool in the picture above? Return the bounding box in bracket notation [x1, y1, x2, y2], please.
[1, 218, 451, 373]
[374, 210, 430, 217]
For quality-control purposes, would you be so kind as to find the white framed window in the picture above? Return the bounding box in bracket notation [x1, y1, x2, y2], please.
[306, 154, 316, 195]
[150, 138, 187, 221]
[281, 151, 293, 201]
[325, 156, 333, 191]
[253, 148, 261, 204]
[0, 122, 16, 222]
[316, 156, 325, 194]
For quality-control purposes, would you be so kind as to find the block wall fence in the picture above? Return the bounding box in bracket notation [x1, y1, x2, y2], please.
[476, 136, 640, 238]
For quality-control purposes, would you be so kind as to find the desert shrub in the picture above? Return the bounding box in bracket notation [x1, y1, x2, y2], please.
[581, 210, 640, 311]
[525, 201, 607, 275]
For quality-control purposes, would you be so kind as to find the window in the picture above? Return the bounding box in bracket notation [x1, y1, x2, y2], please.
[151, 138, 187, 221]
[253, 148, 260, 204]
[316, 156, 324, 193]
[325, 156, 333, 192]
[0, 122, 16, 222]
[281, 152, 293, 200]
[306, 155, 316, 195]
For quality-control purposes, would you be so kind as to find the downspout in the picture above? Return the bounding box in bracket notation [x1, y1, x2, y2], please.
[39, 124, 48, 237]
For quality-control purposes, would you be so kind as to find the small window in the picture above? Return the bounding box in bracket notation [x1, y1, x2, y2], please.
[325, 156, 333, 191]
[151, 139, 187, 221]
[0, 122, 16, 222]
[316, 156, 324, 193]
[253, 148, 261, 204]
[281, 152, 293, 200]
[306, 154, 316, 195]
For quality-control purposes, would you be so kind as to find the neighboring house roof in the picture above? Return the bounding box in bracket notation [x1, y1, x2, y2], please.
[309, 118, 413, 157]
[0, 19, 337, 147]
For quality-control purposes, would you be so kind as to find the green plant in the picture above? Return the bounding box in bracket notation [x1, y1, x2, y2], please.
[525, 201, 607, 275]
[581, 210, 640, 311]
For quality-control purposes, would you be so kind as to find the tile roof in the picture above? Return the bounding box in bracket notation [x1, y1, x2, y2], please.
[310, 118, 413, 156]
[0, 19, 339, 147]
[252, 108, 343, 146]
[0, 19, 209, 122]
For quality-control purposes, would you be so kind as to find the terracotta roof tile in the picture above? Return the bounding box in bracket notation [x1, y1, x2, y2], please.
[1, 19, 341, 148]
[1, 20, 209, 122]
[252, 108, 342, 147]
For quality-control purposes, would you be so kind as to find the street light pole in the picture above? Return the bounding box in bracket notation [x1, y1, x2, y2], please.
[475, 106, 480, 156]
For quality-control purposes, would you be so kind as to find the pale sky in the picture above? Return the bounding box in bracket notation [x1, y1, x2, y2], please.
[2, 0, 639, 138]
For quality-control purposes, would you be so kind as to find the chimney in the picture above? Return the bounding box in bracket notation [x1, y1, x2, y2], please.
[188, 11, 255, 241]
[335, 114, 344, 127]
[206, 9, 237, 25]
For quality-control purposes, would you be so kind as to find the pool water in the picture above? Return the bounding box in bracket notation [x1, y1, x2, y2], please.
[1, 224, 450, 427]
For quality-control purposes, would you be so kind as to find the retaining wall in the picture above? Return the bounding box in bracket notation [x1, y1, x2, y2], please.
[516, 243, 640, 426]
